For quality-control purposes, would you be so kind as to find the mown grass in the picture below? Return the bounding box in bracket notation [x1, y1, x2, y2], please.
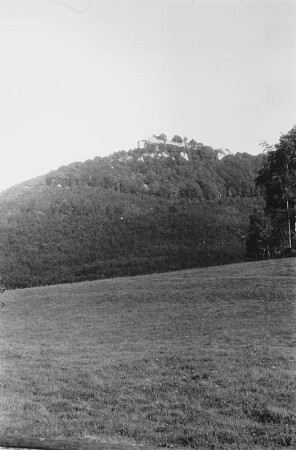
[0, 258, 295, 449]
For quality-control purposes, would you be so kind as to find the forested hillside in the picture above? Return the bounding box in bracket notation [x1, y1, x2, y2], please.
[0, 139, 264, 288]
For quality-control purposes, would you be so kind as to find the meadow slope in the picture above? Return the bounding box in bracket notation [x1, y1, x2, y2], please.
[0, 259, 295, 449]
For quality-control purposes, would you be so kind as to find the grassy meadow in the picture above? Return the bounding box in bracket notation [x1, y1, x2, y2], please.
[0, 258, 295, 449]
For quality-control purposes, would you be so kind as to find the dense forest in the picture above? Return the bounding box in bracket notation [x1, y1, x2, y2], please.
[0, 137, 265, 288]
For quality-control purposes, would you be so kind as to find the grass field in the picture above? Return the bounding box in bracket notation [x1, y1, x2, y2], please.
[0, 258, 295, 449]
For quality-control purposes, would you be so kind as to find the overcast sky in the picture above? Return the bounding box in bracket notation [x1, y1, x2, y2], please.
[0, 0, 295, 192]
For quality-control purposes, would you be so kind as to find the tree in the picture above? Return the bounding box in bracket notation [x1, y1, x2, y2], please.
[188, 139, 198, 148]
[155, 133, 167, 142]
[246, 209, 273, 259]
[253, 126, 296, 253]
[172, 135, 183, 144]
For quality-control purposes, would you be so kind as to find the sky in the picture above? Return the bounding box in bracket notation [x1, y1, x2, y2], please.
[0, 0, 295, 192]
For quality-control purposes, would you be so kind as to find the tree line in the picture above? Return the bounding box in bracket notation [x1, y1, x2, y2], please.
[45, 141, 264, 200]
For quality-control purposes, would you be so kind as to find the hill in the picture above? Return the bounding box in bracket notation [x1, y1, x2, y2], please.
[0, 139, 265, 288]
[0, 259, 295, 449]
